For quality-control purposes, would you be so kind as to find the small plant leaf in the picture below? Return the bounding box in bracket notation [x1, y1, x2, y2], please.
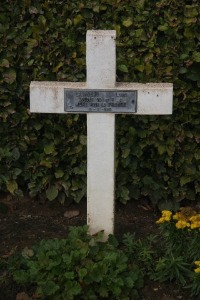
[46, 186, 58, 201]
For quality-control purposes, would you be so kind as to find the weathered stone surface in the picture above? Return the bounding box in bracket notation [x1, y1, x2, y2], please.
[86, 31, 116, 238]
[30, 81, 173, 115]
[30, 30, 173, 239]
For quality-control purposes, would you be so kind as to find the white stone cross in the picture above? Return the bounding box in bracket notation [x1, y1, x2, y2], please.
[30, 30, 173, 239]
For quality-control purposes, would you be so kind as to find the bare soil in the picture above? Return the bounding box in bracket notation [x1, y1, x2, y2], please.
[0, 195, 193, 300]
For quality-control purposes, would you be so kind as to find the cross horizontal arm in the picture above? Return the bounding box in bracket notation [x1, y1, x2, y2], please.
[30, 82, 173, 115]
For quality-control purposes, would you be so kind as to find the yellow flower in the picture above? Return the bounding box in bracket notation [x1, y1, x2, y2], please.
[175, 220, 190, 229]
[173, 207, 197, 222]
[190, 222, 200, 229]
[194, 261, 200, 267]
[173, 212, 182, 221]
[190, 214, 200, 222]
[156, 217, 165, 224]
[156, 210, 172, 224]
[189, 214, 200, 229]
[156, 217, 162, 224]
[194, 267, 200, 273]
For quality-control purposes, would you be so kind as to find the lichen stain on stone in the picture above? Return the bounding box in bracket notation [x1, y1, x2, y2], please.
[52, 87, 59, 108]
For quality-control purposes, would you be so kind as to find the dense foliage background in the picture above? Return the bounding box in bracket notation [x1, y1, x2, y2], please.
[0, 0, 199, 209]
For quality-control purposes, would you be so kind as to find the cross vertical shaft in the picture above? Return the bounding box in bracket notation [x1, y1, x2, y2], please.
[86, 31, 116, 238]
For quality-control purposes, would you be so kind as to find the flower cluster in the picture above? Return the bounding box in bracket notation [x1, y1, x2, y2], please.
[156, 207, 200, 230]
[174, 207, 200, 230]
[190, 215, 200, 229]
[156, 210, 172, 224]
[194, 261, 200, 274]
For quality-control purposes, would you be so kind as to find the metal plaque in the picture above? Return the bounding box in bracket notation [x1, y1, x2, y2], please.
[64, 89, 137, 113]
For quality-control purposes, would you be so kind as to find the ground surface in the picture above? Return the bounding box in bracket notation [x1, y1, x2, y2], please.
[0, 195, 193, 300]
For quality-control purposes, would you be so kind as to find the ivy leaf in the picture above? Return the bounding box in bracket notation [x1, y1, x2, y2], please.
[122, 19, 133, 27]
[40, 160, 52, 168]
[81, 9, 92, 18]
[180, 176, 191, 186]
[0, 58, 9, 68]
[38, 15, 46, 27]
[44, 144, 55, 155]
[135, 29, 143, 38]
[73, 14, 83, 26]
[29, 6, 38, 14]
[55, 170, 64, 178]
[120, 186, 130, 202]
[157, 144, 166, 155]
[6, 180, 18, 194]
[135, 64, 144, 72]
[118, 65, 128, 73]
[12, 148, 20, 160]
[122, 148, 130, 158]
[13, 168, 22, 177]
[3, 69, 16, 84]
[26, 39, 38, 49]
[158, 24, 168, 31]
[136, 0, 146, 9]
[184, 28, 193, 38]
[193, 52, 200, 62]
[99, 5, 107, 11]
[179, 67, 187, 74]
[93, 6, 99, 13]
[74, 167, 85, 175]
[34, 123, 43, 130]
[184, 5, 198, 18]
[79, 135, 87, 145]
[46, 186, 58, 201]
[53, 62, 63, 72]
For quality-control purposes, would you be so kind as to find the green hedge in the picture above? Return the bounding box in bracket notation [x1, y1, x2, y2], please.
[0, 0, 199, 208]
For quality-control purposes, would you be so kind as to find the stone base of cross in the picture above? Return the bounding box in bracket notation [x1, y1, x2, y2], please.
[30, 30, 173, 239]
